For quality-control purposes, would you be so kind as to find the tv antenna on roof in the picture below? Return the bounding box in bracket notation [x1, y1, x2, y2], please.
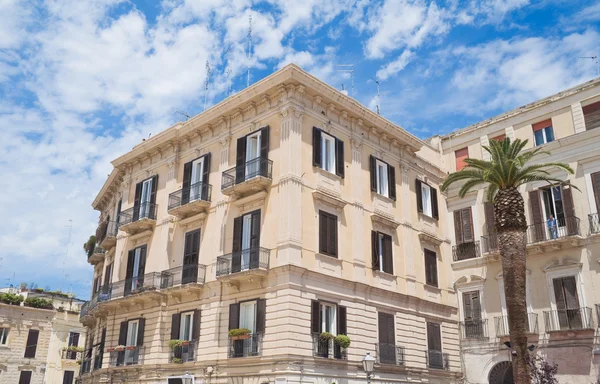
[337, 64, 355, 96]
[203, 61, 212, 111]
[176, 111, 191, 120]
[370, 77, 381, 115]
[578, 56, 599, 76]
[247, 14, 253, 88]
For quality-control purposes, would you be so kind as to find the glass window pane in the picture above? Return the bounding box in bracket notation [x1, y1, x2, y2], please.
[534, 130, 544, 146]
[545, 127, 555, 143]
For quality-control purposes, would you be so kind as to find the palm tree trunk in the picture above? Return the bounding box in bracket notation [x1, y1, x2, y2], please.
[495, 187, 530, 384]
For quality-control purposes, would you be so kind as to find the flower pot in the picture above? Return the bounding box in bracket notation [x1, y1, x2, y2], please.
[115, 346, 125, 351]
[181, 341, 190, 346]
[231, 334, 251, 340]
[125, 346, 136, 350]
[106, 348, 115, 352]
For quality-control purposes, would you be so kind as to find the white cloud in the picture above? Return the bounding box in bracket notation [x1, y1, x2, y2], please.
[376, 50, 415, 79]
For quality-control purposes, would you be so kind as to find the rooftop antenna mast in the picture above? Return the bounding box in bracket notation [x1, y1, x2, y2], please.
[203, 61, 212, 111]
[247, 14, 253, 88]
[336, 64, 355, 96]
[370, 77, 381, 115]
[578, 56, 599, 76]
[176, 111, 191, 120]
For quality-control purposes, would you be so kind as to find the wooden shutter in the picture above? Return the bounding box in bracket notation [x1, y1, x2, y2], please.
[592, 172, 600, 213]
[329, 214, 337, 257]
[182, 160, 192, 204]
[116, 199, 122, 225]
[455, 148, 468, 171]
[319, 212, 328, 254]
[371, 231, 379, 270]
[583, 101, 600, 130]
[138, 246, 147, 277]
[319, 211, 337, 257]
[202, 153, 211, 200]
[427, 323, 441, 351]
[529, 190, 545, 242]
[562, 186, 577, 235]
[453, 210, 463, 244]
[260, 126, 270, 159]
[235, 136, 246, 183]
[378, 313, 395, 344]
[69, 332, 80, 347]
[171, 313, 181, 340]
[382, 234, 393, 274]
[256, 299, 266, 333]
[533, 119, 552, 132]
[463, 292, 473, 320]
[335, 138, 345, 177]
[461, 208, 474, 242]
[62, 371, 74, 384]
[118, 321, 128, 345]
[232, 217, 242, 253]
[19, 371, 32, 384]
[150, 175, 158, 206]
[192, 310, 201, 341]
[472, 292, 481, 320]
[250, 210, 261, 248]
[24, 329, 39, 358]
[229, 303, 240, 330]
[484, 201, 496, 234]
[103, 263, 112, 286]
[311, 300, 320, 334]
[388, 165, 396, 200]
[425, 249, 438, 287]
[337, 305, 347, 335]
[137, 318, 145, 346]
[369, 155, 377, 191]
[431, 187, 439, 219]
[416, 180, 423, 213]
[313, 127, 322, 167]
[133, 181, 142, 220]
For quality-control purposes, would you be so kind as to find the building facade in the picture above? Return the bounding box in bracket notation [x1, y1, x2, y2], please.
[79, 64, 461, 384]
[0, 289, 86, 384]
[434, 78, 600, 384]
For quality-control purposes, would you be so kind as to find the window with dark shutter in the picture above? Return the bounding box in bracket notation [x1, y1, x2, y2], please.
[62, 370, 75, 384]
[312, 127, 345, 178]
[19, 371, 32, 384]
[454, 208, 474, 244]
[24, 329, 39, 358]
[416, 179, 438, 218]
[583, 101, 600, 131]
[256, 299, 266, 333]
[378, 312, 396, 363]
[371, 231, 393, 274]
[424, 249, 438, 287]
[455, 148, 469, 171]
[229, 303, 240, 330]
[462, 291, 481, 321]
[426, 322, 442, 351]
[592, 172, 600, 214]
[370, 156, 395, 199]
[171, 313, 181, 340]
[311, 300, 320, 334]
[319, 210, 338, 257]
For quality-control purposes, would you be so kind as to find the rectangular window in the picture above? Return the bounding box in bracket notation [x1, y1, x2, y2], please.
[132, 175, 157, 221]
[453, 207, 474, 244]
[0, 327, 9, 345]
[232, 210, 261, 273]
[313, 127, 344, 177]
[181, 153, 211, 203]
[416, 180, 439, 219]
[371, 231, 393, 274]
[376, 160, 389, 197]
[462, 291, 482, 321]
[427, 322, 442, 352]
[125, 245, 147, 294]
[321, 132, 336, 173]
[24, 329, 39, 358]
[533, 119, 555, 146]
[552, 276, 582, 329]
[228, 299, 266, 335]
[171, 311, 200, 342]
[319, 211, 338, 257]
[182, 229, 201, 284]
[369, 156, 396, 199]
[62, 370, 74, 384]
[127, 320, 139, 346]
[19, 371, 32, 384]
[179, 311, 194, 341]
[455, 147, 469, 171]
[592, 172, 600, 214]
[66, 332, 80, 359]
[491, 134, 505, 141]
[320, 302, 337, 334]
[235, 127, 270, 183]
[377, 312, 396, 363]
[424, 249, 438, 287]
[583, 100, 600, 131]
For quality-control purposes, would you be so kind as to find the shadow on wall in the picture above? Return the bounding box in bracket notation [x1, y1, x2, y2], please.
[544, 345, 593, 376]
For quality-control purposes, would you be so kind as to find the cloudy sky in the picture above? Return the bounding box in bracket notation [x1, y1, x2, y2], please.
[0, 0, 598, 298]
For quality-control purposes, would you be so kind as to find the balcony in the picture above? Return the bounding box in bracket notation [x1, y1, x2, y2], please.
[216, 247, 270, 280]
[543, 307, 594, 332]
[168, 182, 212, 218]
[526, 216, 581, 245]
[494, 313, 539, 337]
[80, 352, 92, 375]
[589, 213, 600, 235]
[452, 241, 481, 261]
[170, 341, 196, 363]
[97, 220, 118, 250]
[108, 346, 144, 366]
[228, 333, 263, 358]
[375, 343, 405, 365]
[87, 247, 105, 265]
[481, 234, 499, 254]
[311, 333, 347, 360]
[160, 264, 207, 290]
[118, 203, 157, 235]
[459, 319, 488, 339]
[221, 157, 273, 197]
[426, 350, 449, 370]
[61, 348, 82, 361]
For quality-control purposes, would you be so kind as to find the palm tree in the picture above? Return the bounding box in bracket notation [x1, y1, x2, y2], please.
[441, 138, 574, 384]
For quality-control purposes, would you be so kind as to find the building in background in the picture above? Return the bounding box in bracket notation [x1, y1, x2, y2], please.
[431, 77, 600, 384]
[0, 288, 87, 384]
[78, 64, 461, 384]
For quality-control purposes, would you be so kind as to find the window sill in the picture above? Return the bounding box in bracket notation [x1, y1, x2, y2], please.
[419, 212, 438, 222]
[373, 192, 394, 204]
[425, 283, 441, 291]
[316, 167, 342, 180]
[373, 269, 395, 279]
[316, 253, 341, 263]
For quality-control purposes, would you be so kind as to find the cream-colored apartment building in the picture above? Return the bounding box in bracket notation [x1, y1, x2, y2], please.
[0, 289, 86, 384]
[79, 64, 461, 384]
[431, 78, 600, 384]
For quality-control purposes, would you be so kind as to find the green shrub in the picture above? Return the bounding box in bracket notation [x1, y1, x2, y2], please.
[0, 292, 24, 306]
[319, 332, 334, 341]
[83, 236, 96, 258]
[171, 357, 182, 364]
[24, 297, 54, 310]
[169, 339, 183, 349]
[228, 328, 252, 337]
[334, 334, 351, 349]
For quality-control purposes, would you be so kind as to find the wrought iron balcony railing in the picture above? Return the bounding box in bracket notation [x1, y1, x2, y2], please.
[96, 220, 118, 246]
[109, 346, 144, 366]
[216, 247, 270, 277]
[375, 343, 405, 365]
[118, 203, 157, 226]
[544, 307, 594, 332]
[481, 233, 498, 253]
[168, 182, 212, 210]
[311, 333, 348, 360]
[160, 264, 207, 288]
[527, 216, 580, 244]
[61, 348, 81, 360]
[459, 319, 488, 339]
[452, 241, 481, 261]
[228, 333, 263, 358]
[426, 350, 449, 370]
[79, 301, 90, 318]
[170, 340, 196, 363]
[589, 213, 600, 235]
[221, 157, 273, 190]
[495, 313, 538, 337]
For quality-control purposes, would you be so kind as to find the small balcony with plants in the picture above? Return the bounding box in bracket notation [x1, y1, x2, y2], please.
[452, 241, 481, 261]
[169, 340, 196, 364]
[61, 346, 84, 361]
[168, 182, 212, 218]
[96, 220, 118, 250]
[375, 343, 405, 365]
[228, 329, 263, 358]
[312, 332, 350, 360]
[221, 157, 273, 197]
[84, 236, 105, 265]
[118, 203, 157, 235]
[216, 247, 270, 281]
[108, 345, 144, 367]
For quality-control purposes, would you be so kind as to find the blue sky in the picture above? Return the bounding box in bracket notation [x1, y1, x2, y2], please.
[0, 0, 598, 299]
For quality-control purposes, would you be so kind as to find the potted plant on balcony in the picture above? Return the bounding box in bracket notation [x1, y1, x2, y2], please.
[228, 328, 252, 340]
[125, 345, 136, 351]
[171, 357, 183, 364]
[319, 332, 334, 342]
[67, 346, 84, 352]
[169, 339, 183, 349]
[113, 345, 126, 352]
[83, 235, 96, 258]
[334, 335, 351, 349]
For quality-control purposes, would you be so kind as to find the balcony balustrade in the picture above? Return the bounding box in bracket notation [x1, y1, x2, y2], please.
[526, 216, 580, 244]
[459, 319, 488, 339]
[452, 241, 481, 261]
[228, 333, 263, 358]
[494, 313, 539, 337]
[311, 333, 347, 360]
[375, 343, 405, 365]
[426, 350, 449, 370]
[216, 247, 270, 279]
[481, 234, 499, 254]
[170, 341, 196, 363]
[109, 346, 144, 367]
[168, 182, 212, 218]
[96, 220, 118, 250]
[543, 307, 594, 332]
[87, 247, 105, 264]
[118, 203, 157, 234]
[221, 157, 273, 196]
